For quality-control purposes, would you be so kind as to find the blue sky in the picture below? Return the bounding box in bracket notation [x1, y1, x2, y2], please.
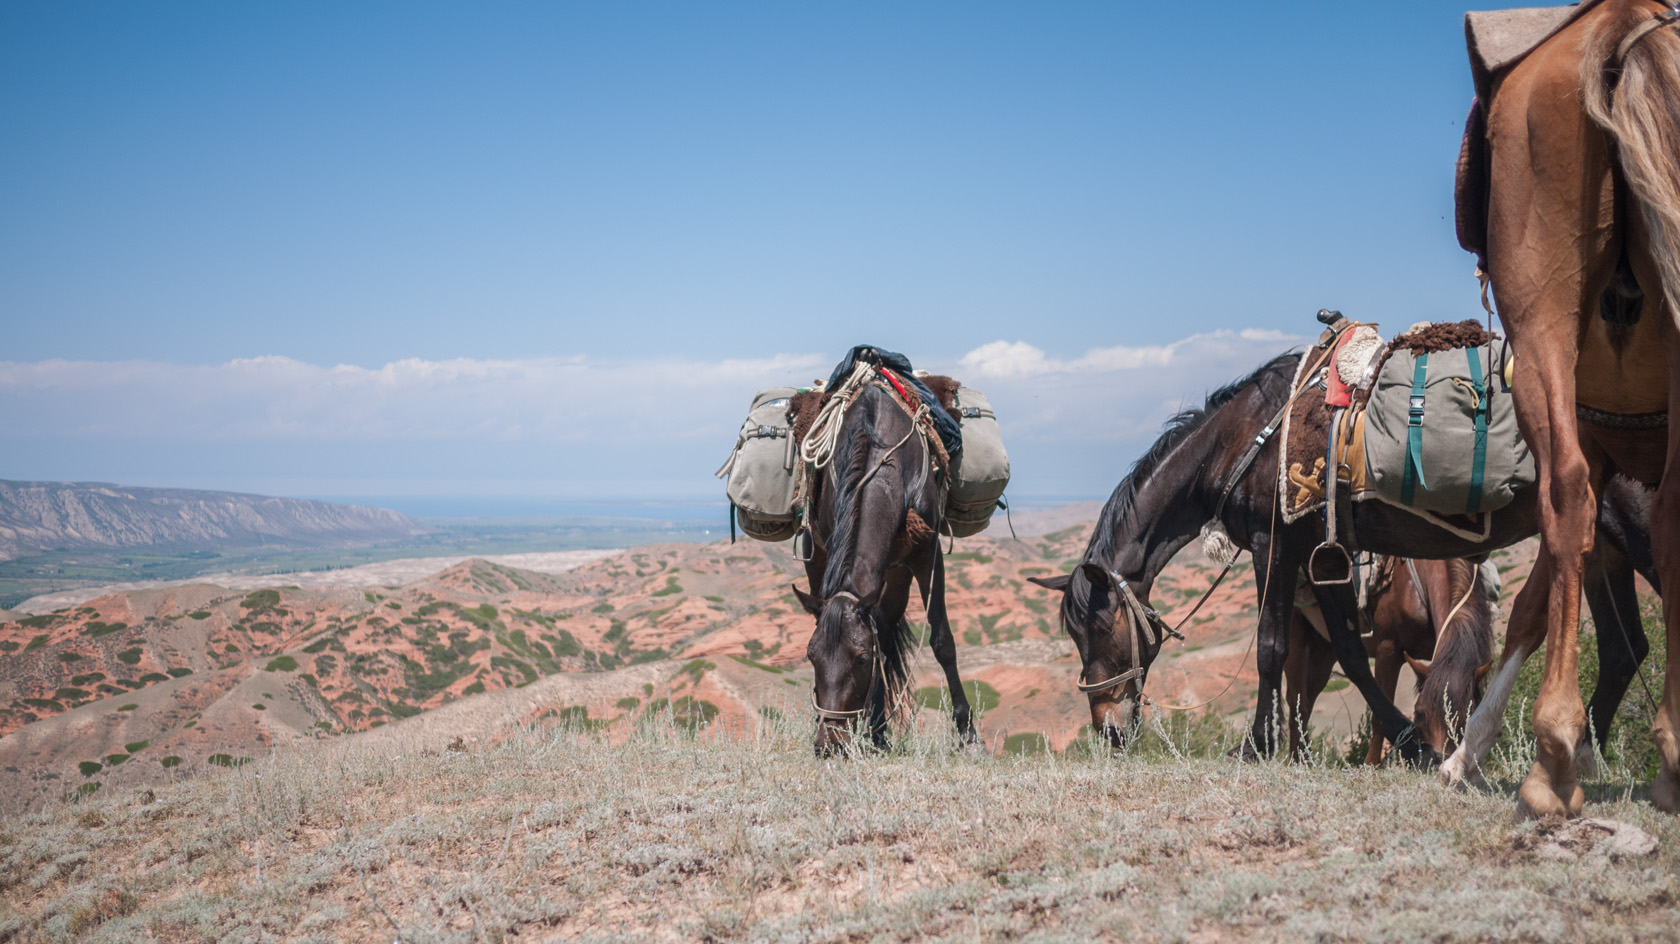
[1, 2, 1517, 513]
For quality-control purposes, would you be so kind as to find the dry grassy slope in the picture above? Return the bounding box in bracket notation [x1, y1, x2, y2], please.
[2, 720, 1675, 943]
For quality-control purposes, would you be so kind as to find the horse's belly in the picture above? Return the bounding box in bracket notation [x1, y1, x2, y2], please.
[1575, 313, 1668, 414]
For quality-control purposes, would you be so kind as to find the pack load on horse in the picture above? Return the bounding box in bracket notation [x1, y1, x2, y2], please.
[1437, 0, 1680, 819]
[1271, 310, 1537, 584]
[716, 346, 1011, 542]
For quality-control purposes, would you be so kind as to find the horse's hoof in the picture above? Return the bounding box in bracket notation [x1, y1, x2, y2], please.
[1439, 751, 1489, 791]
[1515, 766, 1584, 822]
[1227, 741, 1263, 764]
[1652, 766, 1680, 814]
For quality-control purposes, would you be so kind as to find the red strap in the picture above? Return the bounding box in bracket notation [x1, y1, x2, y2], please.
[878, 367, 913, 405]
[1324, 331, 1354, 408]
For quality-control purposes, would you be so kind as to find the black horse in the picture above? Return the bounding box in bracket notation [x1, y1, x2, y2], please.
[790, 372, 974, 755]
[1030, 351, 1660, 767]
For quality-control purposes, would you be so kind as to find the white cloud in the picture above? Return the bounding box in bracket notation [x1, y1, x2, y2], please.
[0, 331, 1304, 500]
[957, 330, 1277, 379]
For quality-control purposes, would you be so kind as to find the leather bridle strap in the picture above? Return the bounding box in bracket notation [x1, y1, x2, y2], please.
[1615, 6, 1680, 66]
[810, 590, 882, 721]
[1075, 571, 1164, 694]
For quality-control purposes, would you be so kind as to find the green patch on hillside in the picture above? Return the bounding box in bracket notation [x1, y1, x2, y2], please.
[913, 679, 1001, 714]
[264, 656, 299, 672]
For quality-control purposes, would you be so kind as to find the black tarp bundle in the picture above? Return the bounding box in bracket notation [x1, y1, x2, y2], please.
[825, 345, 963, 461]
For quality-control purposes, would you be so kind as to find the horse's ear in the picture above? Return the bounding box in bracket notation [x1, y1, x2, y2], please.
[1027, 574, 1072, 592]
[1403, 651, 1433, 679]
[791, 583, 822, 616]
[1078, 562, 1114, 591]
[1474, 661, 1493, 683]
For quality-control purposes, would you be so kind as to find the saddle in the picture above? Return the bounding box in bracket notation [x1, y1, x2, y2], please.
[1457, 2, 1609, 267]
[1281, 313, 1529, 582]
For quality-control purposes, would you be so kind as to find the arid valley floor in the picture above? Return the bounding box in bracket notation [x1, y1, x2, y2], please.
[1, 512, 1674, 942]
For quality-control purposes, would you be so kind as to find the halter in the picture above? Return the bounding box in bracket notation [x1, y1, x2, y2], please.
[809, 590, 886, 722]
[1075, 571, 1176, 695]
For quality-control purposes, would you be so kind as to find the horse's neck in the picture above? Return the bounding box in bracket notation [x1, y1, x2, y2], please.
[1098, 438, 1219, 593]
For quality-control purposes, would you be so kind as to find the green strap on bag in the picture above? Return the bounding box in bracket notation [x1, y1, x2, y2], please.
[1401, 353, 1429, 506]
[1466, 347, 1488, 515]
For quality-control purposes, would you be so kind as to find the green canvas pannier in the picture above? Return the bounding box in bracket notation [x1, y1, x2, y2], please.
[1364, 342, 1535, 516]
[943, 386, 1010, 537]
[716, 387, 800, 541]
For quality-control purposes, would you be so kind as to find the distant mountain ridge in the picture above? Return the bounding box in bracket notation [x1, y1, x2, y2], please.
[0, 480, 423, 562]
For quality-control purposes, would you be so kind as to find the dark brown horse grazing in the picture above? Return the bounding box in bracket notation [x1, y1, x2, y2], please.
[789, 376, 973, 755]
[1026, 351, 1632, 762]
[1446, 0, 1680, 817]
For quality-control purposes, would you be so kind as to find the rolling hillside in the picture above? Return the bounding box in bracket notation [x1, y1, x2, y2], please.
[0, 480, 423, 562]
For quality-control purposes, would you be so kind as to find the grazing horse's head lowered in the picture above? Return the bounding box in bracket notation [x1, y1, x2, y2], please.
[1029, 564, 1164, 748]
[794, 586, 896, 756]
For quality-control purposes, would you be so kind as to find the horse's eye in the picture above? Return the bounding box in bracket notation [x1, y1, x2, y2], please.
[853, 651, 872, 667]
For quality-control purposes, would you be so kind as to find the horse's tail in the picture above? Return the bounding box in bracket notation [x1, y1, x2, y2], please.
[1584, 5, 1680, 320]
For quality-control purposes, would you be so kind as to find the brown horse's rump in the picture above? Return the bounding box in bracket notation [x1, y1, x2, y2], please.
[1458, 2, 1611, 266]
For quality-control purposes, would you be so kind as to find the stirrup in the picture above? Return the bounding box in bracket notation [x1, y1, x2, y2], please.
[1309, 541, 1353, 586]
[792, 528, 814, 562]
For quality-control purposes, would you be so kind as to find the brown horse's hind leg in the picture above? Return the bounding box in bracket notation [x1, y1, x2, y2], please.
[917, 548, 975, 742]
[1282, 614, 1336, 761]
[1650, 331, 1680, 813]
[1479, 22, 1623, 817]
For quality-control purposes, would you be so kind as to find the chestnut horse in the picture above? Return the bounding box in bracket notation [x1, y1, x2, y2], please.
[1280, 558, 1493, 763]
[789, 372, 974, 755]
[1440, 0, 1680, 817]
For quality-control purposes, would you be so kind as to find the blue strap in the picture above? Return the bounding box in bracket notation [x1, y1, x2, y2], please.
[1401, 353, 1429, 506]
[1466, 347, 1488, 514]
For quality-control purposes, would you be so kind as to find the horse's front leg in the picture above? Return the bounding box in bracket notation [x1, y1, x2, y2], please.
[1239, 530, 1299, 760]
[916, 548, 975, 742]
[1313, 579, 1432, 765]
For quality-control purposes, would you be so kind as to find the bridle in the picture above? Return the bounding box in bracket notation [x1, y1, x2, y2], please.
[1074, 571, 1163, 696]
[809, 590, 885, 723]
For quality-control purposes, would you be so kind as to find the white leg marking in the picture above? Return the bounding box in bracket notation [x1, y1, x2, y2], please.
[1440, 647, 1530, 788]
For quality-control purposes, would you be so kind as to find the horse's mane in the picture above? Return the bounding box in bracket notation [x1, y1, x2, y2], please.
[1084, 352, 1300, 566]
[1420, 559, 1494, 695]
[814, 383, 919, 693]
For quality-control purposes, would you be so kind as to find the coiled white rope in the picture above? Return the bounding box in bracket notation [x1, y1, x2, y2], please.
[800, 361, 877, 469]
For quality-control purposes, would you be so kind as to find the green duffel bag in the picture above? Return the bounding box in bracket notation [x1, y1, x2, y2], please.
[716, 387, 800, 541]
[943, 386, 1010, 537]
[1364, 339, 1534, 516]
